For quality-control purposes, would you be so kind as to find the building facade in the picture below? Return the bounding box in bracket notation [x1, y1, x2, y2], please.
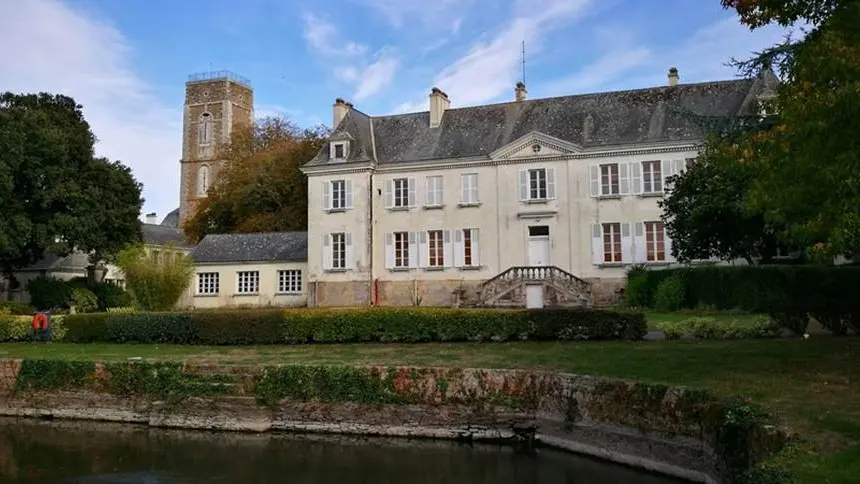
[302, 69, 779, 308]
[178, 71, 254, 227]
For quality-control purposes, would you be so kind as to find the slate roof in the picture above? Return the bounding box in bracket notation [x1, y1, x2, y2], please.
[142, 224, 193, 248]
[21, 252, 91, 272]
[307, 71, 777, 166]
[191, 232, 308, 263]
[160, 208, 180, 228]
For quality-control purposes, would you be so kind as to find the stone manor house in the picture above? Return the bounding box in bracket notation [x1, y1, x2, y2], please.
[162, 66, 778, 309]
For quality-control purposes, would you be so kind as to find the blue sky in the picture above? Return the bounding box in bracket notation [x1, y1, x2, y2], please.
[0, 0, 799, 221]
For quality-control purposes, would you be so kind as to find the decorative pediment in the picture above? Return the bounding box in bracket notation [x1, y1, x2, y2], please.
[489, 131, 581, 161]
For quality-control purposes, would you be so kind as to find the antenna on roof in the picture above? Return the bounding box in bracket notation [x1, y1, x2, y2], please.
[521, 41, 526, 85]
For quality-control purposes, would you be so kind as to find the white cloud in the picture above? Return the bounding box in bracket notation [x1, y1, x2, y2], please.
[349, 0, 468, 29]
[427, 0, 591, 106]
[302, 13, 367, 58]
[354, 55, 399, 101]
[0, 0, 181, 221]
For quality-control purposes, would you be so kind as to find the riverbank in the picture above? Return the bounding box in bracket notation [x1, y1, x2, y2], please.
[0, 337, 857, 483]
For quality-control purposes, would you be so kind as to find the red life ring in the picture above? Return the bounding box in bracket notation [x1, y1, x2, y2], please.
[32, 313, 48, 331]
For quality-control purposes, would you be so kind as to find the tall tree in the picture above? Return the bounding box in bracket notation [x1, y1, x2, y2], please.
[0, 93, 143, 275]
[183, 116, 328, 242]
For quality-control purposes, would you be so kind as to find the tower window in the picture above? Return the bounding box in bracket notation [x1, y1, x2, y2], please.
[198, 113, 213, 145]
[197, 165, 210, 197]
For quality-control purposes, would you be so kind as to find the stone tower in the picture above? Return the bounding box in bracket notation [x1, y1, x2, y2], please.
[179, 71, 254, 226]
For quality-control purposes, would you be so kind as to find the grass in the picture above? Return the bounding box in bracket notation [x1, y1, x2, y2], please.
[644, 311, 769, 330]
[0, 337, 857, 483]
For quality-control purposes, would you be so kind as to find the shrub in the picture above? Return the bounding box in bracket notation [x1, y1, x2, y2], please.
[654, 275, 684, 312]
[115, 244, 193, 311]
[0, 313, 66, 342]
[70, 287, 98, 313]
[0, 301, 36, 315]
[63, 308, 647, 345]
[89, 282, 135, 311]
[657, 316, 781, 340]
[625, 266, 650, 308]
[658, 321, 686, 340]
[26, 277, 73, 310]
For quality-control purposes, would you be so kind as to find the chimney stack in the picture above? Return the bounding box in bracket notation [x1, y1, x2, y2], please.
[515, 82, 527, 102]
[668, 67, 679, 87]
[333, 98, 350, 129]
[145, 212, 158, 225]
[429, 87, 450, 128]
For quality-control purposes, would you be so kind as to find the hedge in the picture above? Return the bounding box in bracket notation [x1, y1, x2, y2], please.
[627, 265, 860, 334]
[61, 308, 647, 345]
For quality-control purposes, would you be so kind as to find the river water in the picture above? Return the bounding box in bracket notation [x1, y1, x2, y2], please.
[0, 418, 687, 483]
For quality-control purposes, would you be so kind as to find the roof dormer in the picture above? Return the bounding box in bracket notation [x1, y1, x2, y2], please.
[328, 131, 354, 163]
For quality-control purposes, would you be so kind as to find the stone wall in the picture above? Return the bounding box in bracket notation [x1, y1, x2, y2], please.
[310, 281, 372, 307]
[0, 360, 787, 484]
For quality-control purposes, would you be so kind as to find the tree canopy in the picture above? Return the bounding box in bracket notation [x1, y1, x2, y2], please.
[0, 92, 144, 275]
[662, 0, 860, 262]
[183, 116, 328, 243]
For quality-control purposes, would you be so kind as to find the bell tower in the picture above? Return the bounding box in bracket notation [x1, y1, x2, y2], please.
[179, 71, 254, 226]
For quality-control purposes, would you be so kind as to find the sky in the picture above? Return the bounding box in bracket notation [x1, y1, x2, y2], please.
[0, 0, 802, 222]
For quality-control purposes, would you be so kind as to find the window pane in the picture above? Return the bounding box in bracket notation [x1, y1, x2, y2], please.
[463, 229, 472, 266]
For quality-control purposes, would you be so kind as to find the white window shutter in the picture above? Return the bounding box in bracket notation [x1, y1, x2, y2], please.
[519, 170, 529, 201]
[384, 233, 394, 269]
[619, 163, 630, 195]
[631, 163, 642, 195]
[621, 223, 633, 263]
[591, 224, 603, 265]
[322, 181, 331, 211]
[460, 175, 468, 203]
[453, 230, 464, 267]
[418, 231, 428, 268]
[634, 222, 646, 263]
[672, 159, 685, 177]
[472, 175, 479, 203]
[408, 178, 417, 207]
[437, 177, 444, 205]
[384, 180, 393, 208]
[345, 180, 353, 209]
[443, 230, 453, 268]
[408, 232, 418, 268]
[322, 234, 331, 270]
[345, 233, 354, 269]
[471, 229, 480, 266]
[589, 166, 600, 197]
[425, 177, 434, 206]
[665, 228, 675, 262]
[662, 160, 672, 192]
[546, 168, 556, 199]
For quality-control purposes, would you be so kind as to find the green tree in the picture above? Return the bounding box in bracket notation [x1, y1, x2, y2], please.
[183, 116, 328, 242]
[0, 93, 143, 275]
[716, 1, 860, 260]
[115, 245, 193, 311]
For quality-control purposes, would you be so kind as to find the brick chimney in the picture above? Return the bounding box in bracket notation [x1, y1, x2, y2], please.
[429, 87, 450, 128]
[515, 82, 527, 102]
[668, 67, 679, 87]
[145, 212, 157, 225]
[333, 98, 350, 129]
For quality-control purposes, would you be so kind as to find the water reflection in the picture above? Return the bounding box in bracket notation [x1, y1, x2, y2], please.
[0, 418, 687, 483]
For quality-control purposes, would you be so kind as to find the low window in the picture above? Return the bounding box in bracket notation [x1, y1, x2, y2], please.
[197, 272, 219, 295]
[428, 230, 444, 267]
[236, 271, 259, 294]
[602, 223, 622, 263]
[278, 270, 302, 293]
[331, 233, 346, 269]
[645, 222, 666, 261]
[394, 232, 409, 268]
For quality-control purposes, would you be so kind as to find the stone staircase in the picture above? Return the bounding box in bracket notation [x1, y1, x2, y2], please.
[467, 266, 592, 308]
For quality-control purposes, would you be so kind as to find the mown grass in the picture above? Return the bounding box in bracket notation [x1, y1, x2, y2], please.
[0, 337, 857, 483]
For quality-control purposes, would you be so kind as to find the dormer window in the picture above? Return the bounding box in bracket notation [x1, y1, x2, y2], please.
[330, 141, 348, 162]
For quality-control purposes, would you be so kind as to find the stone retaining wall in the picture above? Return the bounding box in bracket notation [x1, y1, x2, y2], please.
[0, 360, 787, 484]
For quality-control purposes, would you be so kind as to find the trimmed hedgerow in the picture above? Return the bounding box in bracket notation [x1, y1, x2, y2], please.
[61, 307, 647, 345]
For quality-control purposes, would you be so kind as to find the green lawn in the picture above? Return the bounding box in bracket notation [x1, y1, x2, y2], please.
[644, 311, 769, 330]
[0, 337, 857, 483]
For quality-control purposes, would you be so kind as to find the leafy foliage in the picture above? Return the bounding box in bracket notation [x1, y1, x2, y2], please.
[658, 316, 781, 340]
[62, 308, 648, 345]
[0, 93, 143, 275]
[0, 301, 36, 315]
[654, 275, 685, 312]
[89, 282, 134, 311]
[14, 359, 94, 391]
[115, 245, 194, 311]
[103, 362, 234, 404]
[183, 117, 329, 242]
[253, 366, 405, 407]
[69, 287, 98, 313]
[26, 277, 73, 310]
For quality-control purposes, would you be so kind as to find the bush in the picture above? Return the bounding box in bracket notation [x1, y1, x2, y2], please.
[62, 308, 647, 345]
[26, 277, 73, 310]
[115, 245, 194, 311]
[654, 275, 684, 312]
[0, 301, 36, 315]
[70, 287, 98, 313]
[625, 266, 650, 308]
[89, 283, 135, 311]
[0, 313, 66, 342]
[656, 316, 781, 340]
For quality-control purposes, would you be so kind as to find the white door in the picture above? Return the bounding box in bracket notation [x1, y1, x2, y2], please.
[528, 237, 551, 266]
[526, 284, 544, 308]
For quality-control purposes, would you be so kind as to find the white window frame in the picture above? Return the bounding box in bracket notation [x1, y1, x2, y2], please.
[330, 142, 348, 161]
[600, 164, 620, 196]
[644, 221, 666, 262]
[641, 160, 662, 194]
[236, 271, 259, 295]
[529, 168, 548, 200]
[197, 272, 219, 295]
[393, 178, 410, 208]
[460, 173, 479, 204]
[331, 233, 346, 269]
[428, 230, 444, 267]
[602, 223, 622, 263]
[394, 231, 410, 268]
[425, 175, 443, 207]
[277, 269, 302, 294]
[331, 180, 346, 209]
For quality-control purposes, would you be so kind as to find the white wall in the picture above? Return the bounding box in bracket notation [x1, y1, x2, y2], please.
[188, 261, 308, 309]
